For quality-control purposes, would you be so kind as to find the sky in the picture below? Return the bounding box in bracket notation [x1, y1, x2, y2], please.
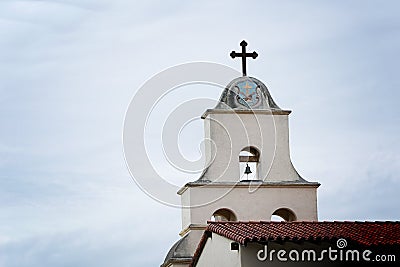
[0, 0, 399, 266]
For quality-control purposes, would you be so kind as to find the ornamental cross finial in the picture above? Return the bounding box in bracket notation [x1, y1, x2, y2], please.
[230, 40, 258, 76]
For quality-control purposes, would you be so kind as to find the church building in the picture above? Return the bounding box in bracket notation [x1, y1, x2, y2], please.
[161, 41, 400, 267]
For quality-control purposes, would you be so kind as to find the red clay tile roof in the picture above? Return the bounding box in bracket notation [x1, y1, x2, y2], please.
[190, 221, 400, 267]
[207, 221, 400, 246]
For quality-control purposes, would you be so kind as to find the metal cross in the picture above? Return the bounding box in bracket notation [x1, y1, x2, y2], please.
[230, 40, 258, 76]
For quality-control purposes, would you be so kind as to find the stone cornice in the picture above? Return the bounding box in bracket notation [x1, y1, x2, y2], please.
[177, 181, 320, 195]
[201, 108, 291, 119]
[179, 224, 207, 237]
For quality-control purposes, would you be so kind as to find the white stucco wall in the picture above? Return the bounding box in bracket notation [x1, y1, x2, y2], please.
[203, 111, 301, 182]
[180, 184, 318, 229]
[196, 235, 337, 267]
[196, 233, 241, 267]
[180, 109, 319, 236]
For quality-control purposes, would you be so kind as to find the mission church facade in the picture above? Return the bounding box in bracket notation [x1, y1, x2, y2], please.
[160, 41, 400, 267]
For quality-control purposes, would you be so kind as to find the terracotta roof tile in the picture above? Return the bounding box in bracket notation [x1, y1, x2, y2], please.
[190, 221, 400, 266]
[207, 221, 400, 246]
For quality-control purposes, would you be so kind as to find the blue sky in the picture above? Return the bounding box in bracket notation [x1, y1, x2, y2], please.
[0, 0, 399, 266]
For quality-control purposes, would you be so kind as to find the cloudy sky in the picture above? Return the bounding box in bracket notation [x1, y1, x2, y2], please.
[1, 0, 399, 266]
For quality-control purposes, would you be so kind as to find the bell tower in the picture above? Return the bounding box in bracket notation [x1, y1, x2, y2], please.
[161, 41, 320, 267]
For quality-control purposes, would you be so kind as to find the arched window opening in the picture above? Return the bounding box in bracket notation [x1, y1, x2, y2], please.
[239, 146, 260, 180]
[210, 208, 237, 222]
[271, 208, 297, 222]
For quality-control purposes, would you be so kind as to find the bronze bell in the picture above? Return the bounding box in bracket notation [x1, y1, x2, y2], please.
[244, 163, 252, 175]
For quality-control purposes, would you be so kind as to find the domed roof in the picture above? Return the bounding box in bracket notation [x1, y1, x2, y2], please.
[215, 76, 281, 110]
[161, 233, 194, 267]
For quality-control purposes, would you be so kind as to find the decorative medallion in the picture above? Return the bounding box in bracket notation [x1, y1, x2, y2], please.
[235, 80, 260, 108]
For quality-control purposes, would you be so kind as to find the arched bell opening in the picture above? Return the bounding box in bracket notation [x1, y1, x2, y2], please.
[239, 146, 260, 180]
[210, 208, 237, 222]
[271, 208, 297, 222]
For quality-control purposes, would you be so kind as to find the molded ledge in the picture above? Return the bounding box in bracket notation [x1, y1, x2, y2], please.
[177, 180, 320, 195]
[201, 109, 292, 119]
